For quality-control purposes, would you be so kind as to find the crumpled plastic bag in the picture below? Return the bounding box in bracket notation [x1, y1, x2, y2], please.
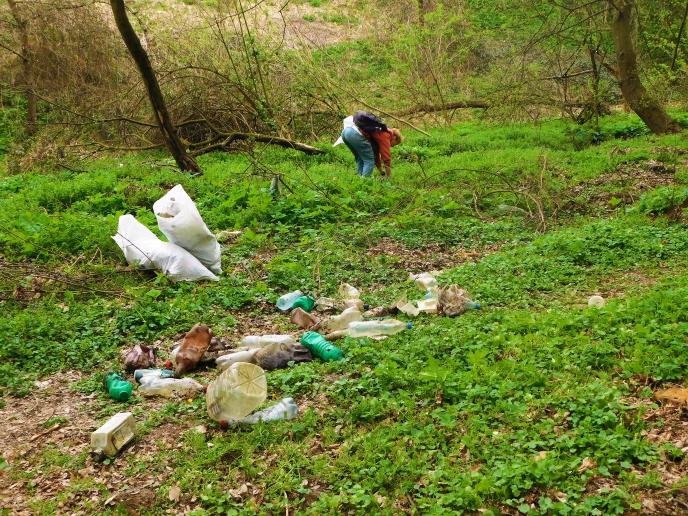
[124, 344, 155, 371]
[113, 214, 218, 282]
[153, 185, 221, 274]
[437, 285, 472, 317]
[254, 343, 313, 370]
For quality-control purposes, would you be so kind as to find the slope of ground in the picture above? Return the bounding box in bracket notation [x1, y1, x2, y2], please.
[1, 114, 688, 514]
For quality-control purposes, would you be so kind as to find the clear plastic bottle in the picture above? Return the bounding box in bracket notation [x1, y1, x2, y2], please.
[323, 306, 362, 332]
[411, 272, 438, 291]
[138, 376, 204, 397]
[206, 362, 267, 422]
[133, 368, 175, 383]
[240, 335, 296, 349]
[347, 319, 411, 338]
[239, 398, 298, 424]
[338, 283, 360, 299]
[276, 290, 303, 311]
[215, 349, 259, 371]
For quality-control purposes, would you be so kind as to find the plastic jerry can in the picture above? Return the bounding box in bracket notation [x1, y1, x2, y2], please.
[91, 412, 135, 459]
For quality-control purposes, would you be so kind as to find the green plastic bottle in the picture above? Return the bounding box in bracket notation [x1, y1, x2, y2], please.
[104, 372, 133, 402]
[292, 295, 315, 312]
[301, 332, 344, 362]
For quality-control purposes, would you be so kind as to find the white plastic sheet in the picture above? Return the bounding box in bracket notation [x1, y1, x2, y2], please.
[153, 185, 222, 274]
[112, 215, 218, 282]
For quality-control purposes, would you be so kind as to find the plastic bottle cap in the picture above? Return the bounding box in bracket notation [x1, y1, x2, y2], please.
[165, 360, 172, 369]
[406, 322, 413, 329]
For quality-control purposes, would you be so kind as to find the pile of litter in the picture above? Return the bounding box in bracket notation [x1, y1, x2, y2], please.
[96, 244, 488, 458]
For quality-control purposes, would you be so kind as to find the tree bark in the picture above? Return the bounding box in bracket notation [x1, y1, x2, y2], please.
[609, 0, 680, 134]
[109, 0, 201, 174]
[8, 0, 37, 136]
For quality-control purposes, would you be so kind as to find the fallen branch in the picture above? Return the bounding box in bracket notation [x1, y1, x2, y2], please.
[396, 100, 490, 116]
[190, 132, 325, 155]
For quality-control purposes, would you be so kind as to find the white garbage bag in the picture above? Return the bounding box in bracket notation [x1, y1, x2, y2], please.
[113, 215, 219, 282]
[153, 185, 222, 274]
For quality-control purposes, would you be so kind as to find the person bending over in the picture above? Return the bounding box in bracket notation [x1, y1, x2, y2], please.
[335, 111, 403, 178]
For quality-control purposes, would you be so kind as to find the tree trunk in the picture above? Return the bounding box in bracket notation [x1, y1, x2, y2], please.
[609, 0, 680, 134]
[8, 0, 37, 137]
[109, 0, 201, 174]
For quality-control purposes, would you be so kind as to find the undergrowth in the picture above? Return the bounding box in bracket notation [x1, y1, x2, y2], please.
[2, 113, 688, 513]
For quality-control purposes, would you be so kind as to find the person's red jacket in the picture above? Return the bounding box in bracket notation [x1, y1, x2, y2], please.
[361, 129, 392, 171]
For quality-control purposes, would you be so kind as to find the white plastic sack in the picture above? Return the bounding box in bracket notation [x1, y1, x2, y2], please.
[333, 115, 360, 147]
[113, 215, 219, 282]
[153, 185, 221, 274]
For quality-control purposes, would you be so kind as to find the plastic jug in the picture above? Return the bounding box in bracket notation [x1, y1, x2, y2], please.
[292, 295, 315, 312]
[347, 319, 411, 338]
[216, 349, 259, 371]
[323, 306, 362, 332]
[133, 369, 175, 383]
[138, 376, 204, 397]
[240, 334, 296, 349]
[240, 398, 298, 424]
[91, 412, 135, 459]
[206, 362, 267, 423]
[104, 372, 133, 402]
[301, 332, 344, 361]
[276, 290, 303, 311]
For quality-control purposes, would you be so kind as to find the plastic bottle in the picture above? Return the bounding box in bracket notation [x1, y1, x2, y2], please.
[343, 298, 365, 310]
[347, 319, 411, 338]
[276, 290, 303, 311]
[411, 272, 438, 291]
[91, 412, 135, 459]
[338, 283, 360, 299]
[301, 332, 344, 361]
[138, 376, 204, 397]
[216, 349, 259, 371]
[240, 398, 298, 424]
[314, 297, 339, 312]
[291, 295, 315, 312]
[465, 301, 481, 310]
[323, 306, 362, 332]
[133, 369, 175, 383]
[206, 363, 267, 423]
[240, 334, 296, 349]
[104, 372, 133, 402]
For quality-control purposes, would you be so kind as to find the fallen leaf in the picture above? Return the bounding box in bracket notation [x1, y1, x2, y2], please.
[578, 457, 595, 473]
[168, 485, 181, 502]
[655, 387, 688, 404]
[229, 483, 249, 499]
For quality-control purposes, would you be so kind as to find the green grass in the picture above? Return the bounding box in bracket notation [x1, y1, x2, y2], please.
[2, 113, 688, 513]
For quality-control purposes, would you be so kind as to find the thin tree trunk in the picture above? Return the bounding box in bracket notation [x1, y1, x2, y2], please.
[8, 0, 37, 136]
[109, 0, 201, 174]
[609, 0, 680, 134]
[671, 0, 688, 71]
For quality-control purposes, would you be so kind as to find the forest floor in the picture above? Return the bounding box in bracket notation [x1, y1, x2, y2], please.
[2, 114, 688, 514]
